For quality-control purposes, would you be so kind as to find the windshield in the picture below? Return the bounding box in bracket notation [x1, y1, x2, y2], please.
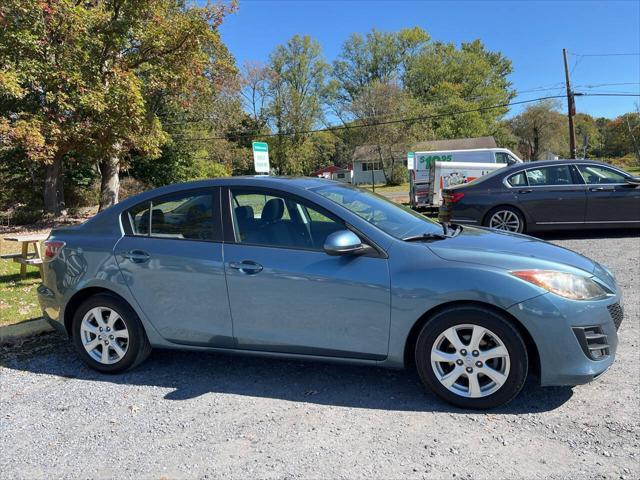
[313, 184, 443, 239]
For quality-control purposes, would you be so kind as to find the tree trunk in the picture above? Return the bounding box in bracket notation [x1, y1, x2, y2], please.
[43, 154, 64, 215]
[98, 155, 120, 211]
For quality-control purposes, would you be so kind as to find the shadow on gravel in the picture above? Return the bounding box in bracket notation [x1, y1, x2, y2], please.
[2, 332, 574, 414]
[532, 228, 639, 241]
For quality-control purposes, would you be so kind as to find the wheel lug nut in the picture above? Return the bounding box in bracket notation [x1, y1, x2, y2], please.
[106, 327, 111, 332]
[476, 361, 483, 368]
[109, 335, 114, 340]
[99, 327, 103, 332]
[456, 359, 464, 366]
[460, 349, 467, 356]
[472, 350, 479, 357]
[466, 367, 473, 373]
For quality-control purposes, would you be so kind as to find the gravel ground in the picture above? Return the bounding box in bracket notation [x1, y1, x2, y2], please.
[1, 231, 638, 479]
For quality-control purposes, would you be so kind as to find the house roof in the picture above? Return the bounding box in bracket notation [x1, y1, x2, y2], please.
[352, 144, 406, 163]
[352, 136, 497, 162]
[310, 165, 352, 176]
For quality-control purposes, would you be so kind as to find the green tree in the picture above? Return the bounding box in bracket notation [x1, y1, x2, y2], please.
[0, 0, 236, 214]
[331, 27, 430, 106]
[266, 35, 329, 175]
[405, 40, 515, 139]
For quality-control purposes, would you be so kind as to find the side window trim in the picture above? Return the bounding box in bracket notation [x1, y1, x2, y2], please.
[222, 185, 386, 258]
[122, 187, 223, 242]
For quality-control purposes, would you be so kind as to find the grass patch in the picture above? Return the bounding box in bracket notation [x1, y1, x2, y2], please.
[626, 165, 640, 177]
[0, 240, 42, 326]
[358, 182, 409, 193]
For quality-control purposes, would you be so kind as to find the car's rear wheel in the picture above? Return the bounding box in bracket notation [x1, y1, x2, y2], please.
[485, 206, 525, 233]
[72, 293, 151, 373]
[415, 306, 528, 409]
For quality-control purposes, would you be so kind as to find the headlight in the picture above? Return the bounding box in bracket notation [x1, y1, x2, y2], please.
[511, 270, 608, 300]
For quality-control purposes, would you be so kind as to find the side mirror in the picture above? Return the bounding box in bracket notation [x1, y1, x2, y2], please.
[323, 230, 363, 256]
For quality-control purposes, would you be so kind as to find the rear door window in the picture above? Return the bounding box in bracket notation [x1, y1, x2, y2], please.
[525, 165, 574, 186]
[125, 189, 219, 241]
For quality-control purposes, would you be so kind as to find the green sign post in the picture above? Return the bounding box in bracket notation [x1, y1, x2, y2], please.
[252, 141, 270, 173]
[407, 151, 415, 170]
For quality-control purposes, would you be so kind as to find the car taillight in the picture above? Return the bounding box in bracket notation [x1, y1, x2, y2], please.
[448, 192, 465, 203]
[44, 240, 65, 260]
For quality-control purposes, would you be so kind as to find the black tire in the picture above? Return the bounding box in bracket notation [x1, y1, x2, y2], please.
[415, 306, 528, 409]
[483, 206, 526, 233]
[72, 293, 152, 373]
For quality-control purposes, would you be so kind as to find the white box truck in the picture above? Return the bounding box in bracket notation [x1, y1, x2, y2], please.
[410, 148, 522, 209]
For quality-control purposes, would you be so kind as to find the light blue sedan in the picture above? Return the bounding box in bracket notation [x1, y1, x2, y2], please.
[38, 177, 623, 409]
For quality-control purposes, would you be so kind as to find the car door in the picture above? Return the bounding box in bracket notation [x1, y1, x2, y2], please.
[517, 164, 587, 225]
[223, 187, 391, 360]
[577, 164, 640, 223]
[115, 187, 234, 347]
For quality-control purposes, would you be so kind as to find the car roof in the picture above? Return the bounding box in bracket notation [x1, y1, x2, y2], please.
[507, 159, 618, 171]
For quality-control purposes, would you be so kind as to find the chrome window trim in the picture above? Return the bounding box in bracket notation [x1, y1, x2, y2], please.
[502, 162, 633, 189]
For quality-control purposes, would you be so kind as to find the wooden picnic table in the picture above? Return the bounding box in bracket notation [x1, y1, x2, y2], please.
[1, 233, 49, 279]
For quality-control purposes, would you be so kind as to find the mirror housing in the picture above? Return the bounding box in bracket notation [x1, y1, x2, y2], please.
[323, 230, 363, 256]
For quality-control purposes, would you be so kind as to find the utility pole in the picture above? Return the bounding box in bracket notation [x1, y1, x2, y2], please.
[563, 48, 577, 159]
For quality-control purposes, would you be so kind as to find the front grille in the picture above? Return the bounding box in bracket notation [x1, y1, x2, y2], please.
[607, 302, 624, 330]
[573, 326, 610, 361]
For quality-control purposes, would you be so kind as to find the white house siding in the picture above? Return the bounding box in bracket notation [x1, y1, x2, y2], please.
[352, 161, 386, 184]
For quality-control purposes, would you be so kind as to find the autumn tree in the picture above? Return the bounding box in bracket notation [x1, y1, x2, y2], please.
[349, 81, 427, 184]
[0, 0, 236, 214]
[510, 100, 567, 160]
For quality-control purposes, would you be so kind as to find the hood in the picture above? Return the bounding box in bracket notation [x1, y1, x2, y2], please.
[428, 226, 597, 276]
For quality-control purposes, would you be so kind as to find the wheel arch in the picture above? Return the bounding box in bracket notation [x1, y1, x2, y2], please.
[63, 287, 129, 336]
[403, 300, 540, 377]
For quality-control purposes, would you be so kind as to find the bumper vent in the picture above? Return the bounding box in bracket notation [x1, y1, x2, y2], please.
[607, 302, 624, 331]
[573, 326, 610, 361]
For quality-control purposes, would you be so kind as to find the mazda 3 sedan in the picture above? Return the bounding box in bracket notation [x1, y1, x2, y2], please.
[38, 177, 623, 409]
[440, 160, 640, 233]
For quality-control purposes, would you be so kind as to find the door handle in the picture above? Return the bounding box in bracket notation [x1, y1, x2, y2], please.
[122, 250, 151, 263]
[228, 260, 263, 274]
[589, 187, 612, 192]
[518, 189, 532, 194]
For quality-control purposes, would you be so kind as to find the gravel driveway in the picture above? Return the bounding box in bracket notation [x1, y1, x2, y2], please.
[1, 231, 638, 479]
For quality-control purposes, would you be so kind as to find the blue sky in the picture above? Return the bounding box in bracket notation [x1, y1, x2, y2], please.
[219, 0, 640, 119]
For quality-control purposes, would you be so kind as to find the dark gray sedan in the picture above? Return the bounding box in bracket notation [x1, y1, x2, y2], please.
[440, 160, 640, 233]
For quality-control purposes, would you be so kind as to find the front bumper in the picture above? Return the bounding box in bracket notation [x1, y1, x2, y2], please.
[508, 292, 621, 386]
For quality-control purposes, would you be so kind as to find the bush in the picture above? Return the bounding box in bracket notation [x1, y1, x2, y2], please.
[119, 177, 150, 200]
[386, 163, 409, 186]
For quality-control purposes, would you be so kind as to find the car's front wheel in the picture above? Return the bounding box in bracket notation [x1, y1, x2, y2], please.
[415, 306, 528, 409]
[72, 293, 151, 373]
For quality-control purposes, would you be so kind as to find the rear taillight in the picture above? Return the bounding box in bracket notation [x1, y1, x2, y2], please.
[448, 192, 465, 203]
[44, 240, 65, 260]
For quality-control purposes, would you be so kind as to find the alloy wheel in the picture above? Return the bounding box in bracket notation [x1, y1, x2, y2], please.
[430, 324, 511, 398]
[489, 210, 521, 232]
[80, 306, 130, 365]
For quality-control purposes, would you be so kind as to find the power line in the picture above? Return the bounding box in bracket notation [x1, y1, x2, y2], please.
[172, 93, 640, 142]
[569, 52, 640, 57]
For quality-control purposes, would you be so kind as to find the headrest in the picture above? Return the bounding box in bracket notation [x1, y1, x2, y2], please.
[261, 198, 285, 222]
[235, 205, 254, 220]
